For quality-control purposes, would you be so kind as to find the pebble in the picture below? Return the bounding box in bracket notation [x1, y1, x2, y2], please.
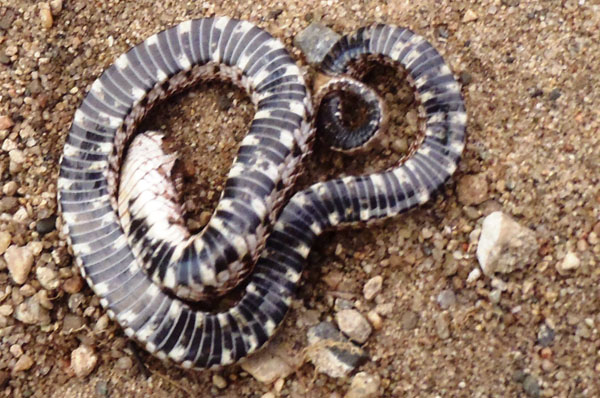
[50, 0, 63, 14]
[240, 344, 294, 384]
[335, 309, 373, 344]
[489, 289, 502, 304]
[0, 304, 13, 316]
[40, 3, 53, 29]
[115, 356, 133, 370]
[5, 245, 34, 284]
[537, 324, 555, 347]
[293, 22, 342, 65]
[71, 345, 98, 378]
[556, 252, 580, 274]
[36, 266, 60, 290]
[400, 311, 419, 330]
[12, 355, 34, 373]
[63, 275, 84, 294]
[95, 381, 109, 397]
[94, 314, 110, 333]
[437, 289, 456, 309]
[345, 372, 381, 398]
[306, 322, 368, 378]
[457, 174, 488, 205]
[0, 115, 14, 130]
[63, 314, 85, 333]
[548, 88, 561, 101]
[36, 215, 57, 235]
[522, 374, 540, 398]
[2, 181, 17, 196]
[462, 9, 478, 23]
[0, 197, 19, 213]
[435, 314, 451, 339]
[0, 231, 11, 255]
[363, 275, 383, 301]
[14, 295, 51, 325]
[212, 374, 227, 389]
[366, 311, 383, 330]
[0, 371, 8, 388]
[10, 344, 23, 357]
[476, 212, 539, 275]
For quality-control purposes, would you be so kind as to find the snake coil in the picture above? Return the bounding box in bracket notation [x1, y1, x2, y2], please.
[58, 17, 466, 369]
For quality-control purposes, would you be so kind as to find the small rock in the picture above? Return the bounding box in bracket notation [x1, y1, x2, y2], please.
[94, 314, 110, 333]
[0, 371, 8, 388]
[537, 324, 555, 347]
[437, 289, 456, 309]
[36, 266, 59, 290]
[363, 276, 383, 301]
[477, 212, 539, 276]
[548, 88, 561, 101]
[335, 309, 372, 344]
[0, 115, 13, 130]
[2, 181, 17, 196]
[0, 304, 13, 316]
[294, 22, 342, 65]
[12, 355, 34, 373]
[0, 197, 19, 213]
[0, 231, 11, 255]
[366, 311, 383, 330]
[212, 374, 227, 389]
[522, 374, 540, 398]
[50, 0, 63, 14]
[115, 356, 133, 370]
[14, 295, 51, 325]
[39, 4, 53, 29]
[345, 372, 381, 398]
[459, 71, 472, 86]
[5, 245, 34, 284]
[457, 174, 488, 205]
[36, 215, 57, 235]
[489, 289, 502, 303]
[63, 314, 85, 333]
[306, 322, 368, 378]
[462, 9, 478, 23]
[466, 267, 481, 283]
[10, 344, 23, 357]
[63, 275, 84, 294]
[240, 344, 294, 384]
[71, 345, 98, 377]
[434, 313, 451, 339]
[557, 252, 580, 274]
[400, 311, 419, 330]
[95, 381, 109, 397]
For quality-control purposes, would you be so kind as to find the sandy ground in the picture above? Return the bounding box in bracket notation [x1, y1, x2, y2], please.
[0, 0, 599, 397]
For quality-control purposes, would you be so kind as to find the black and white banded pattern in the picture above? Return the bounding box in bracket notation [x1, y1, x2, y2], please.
[58, 19, 466, 369]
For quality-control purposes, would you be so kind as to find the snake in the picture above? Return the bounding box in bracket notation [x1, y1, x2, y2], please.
[57, 17, 466, 369]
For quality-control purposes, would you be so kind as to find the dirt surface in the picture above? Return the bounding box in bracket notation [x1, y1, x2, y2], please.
[1, 0, 599, 397]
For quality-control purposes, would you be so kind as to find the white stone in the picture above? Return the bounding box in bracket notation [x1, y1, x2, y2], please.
[36, 266, 59, 290]
[557, 252, 580, 274]
[477, 211, 539, 276]
[363, 275, 383, 301]
[345, 372, 381, 398]
[0, 231, 11, 255]
[5, 245, 34, 284]
[335, 309, 372, 344]
[71, 345, 98, 377]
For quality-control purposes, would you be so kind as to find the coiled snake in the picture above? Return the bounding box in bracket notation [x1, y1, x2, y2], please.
[58, 17, 466, 369]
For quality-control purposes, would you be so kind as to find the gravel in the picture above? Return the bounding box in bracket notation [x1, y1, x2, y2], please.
[0, 0, 599, 397]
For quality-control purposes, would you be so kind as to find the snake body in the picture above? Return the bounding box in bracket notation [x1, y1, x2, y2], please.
[58, 18, 466, 369]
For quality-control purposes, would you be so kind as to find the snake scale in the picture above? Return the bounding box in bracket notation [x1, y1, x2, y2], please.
[58, 17, 466, 369]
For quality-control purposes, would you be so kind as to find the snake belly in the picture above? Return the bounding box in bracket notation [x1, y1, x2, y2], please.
[58, 19, 466, 369]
